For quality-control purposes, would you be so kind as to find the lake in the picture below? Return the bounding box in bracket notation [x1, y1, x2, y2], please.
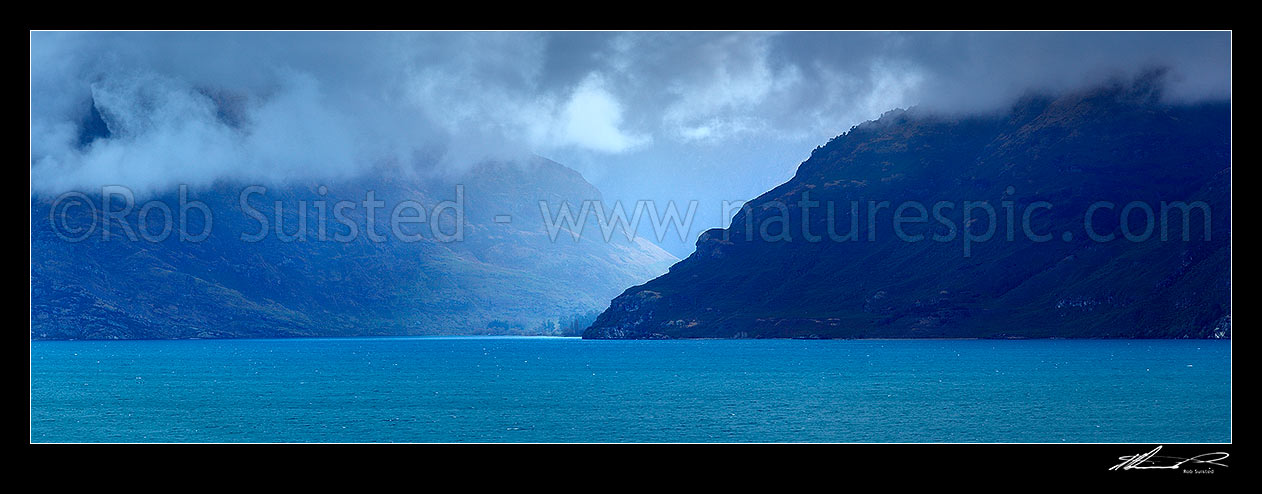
[30, 337, 1230, 443]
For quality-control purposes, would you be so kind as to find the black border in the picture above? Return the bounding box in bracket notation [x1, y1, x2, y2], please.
[23, 443, 1236, 482]
[26, 22, 1232, 483]
[22, 8, 1235, 31]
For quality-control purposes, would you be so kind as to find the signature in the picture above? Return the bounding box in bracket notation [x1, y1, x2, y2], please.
[1109, 446, 1229, 471]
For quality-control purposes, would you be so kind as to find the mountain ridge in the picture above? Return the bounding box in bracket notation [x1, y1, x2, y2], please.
[584, 79, 1231, 340]
[31, 157, 677, 340]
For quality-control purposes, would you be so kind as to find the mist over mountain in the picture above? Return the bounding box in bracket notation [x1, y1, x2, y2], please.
[29, 33, 1231, 340]
[32, 157, 676, 339]
[585, 76, 1231, 340]
[31, 32, 1231, 257]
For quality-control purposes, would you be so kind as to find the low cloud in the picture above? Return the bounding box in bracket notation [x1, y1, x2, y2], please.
[553, 74, 648, 153]
[30, 31, 1231, 194]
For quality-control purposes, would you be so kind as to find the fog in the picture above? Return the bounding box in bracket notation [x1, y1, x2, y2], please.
[30, 31, 1230, 255]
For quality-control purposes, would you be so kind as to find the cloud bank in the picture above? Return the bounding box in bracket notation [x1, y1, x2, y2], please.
[30, 31, 1231, 194]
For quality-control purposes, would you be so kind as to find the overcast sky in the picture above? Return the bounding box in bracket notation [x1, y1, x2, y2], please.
[30, 31, 1231, 255]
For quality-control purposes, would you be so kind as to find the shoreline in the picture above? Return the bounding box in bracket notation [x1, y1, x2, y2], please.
[30, 335, 1233, 343]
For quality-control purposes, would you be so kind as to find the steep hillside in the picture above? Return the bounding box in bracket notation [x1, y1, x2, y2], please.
[585, 79, 1230, 339]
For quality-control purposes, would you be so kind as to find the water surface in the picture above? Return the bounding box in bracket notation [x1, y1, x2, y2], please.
[30, 337, 1230, 443]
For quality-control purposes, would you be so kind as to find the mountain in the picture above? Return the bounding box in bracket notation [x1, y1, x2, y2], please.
[31, 157, 677, 339]
[585, 77, 1231, 340]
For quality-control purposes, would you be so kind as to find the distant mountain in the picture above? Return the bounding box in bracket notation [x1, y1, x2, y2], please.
[585, 77, 1231, 339]
[31, 157, 677, 339]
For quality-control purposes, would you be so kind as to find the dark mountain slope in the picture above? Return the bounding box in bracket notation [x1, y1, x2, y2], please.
[31, 157, 676, 339]
[585, 78, 1230, 339]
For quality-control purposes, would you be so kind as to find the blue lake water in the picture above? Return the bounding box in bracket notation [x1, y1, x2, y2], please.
[30, 337, 1230, 443]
